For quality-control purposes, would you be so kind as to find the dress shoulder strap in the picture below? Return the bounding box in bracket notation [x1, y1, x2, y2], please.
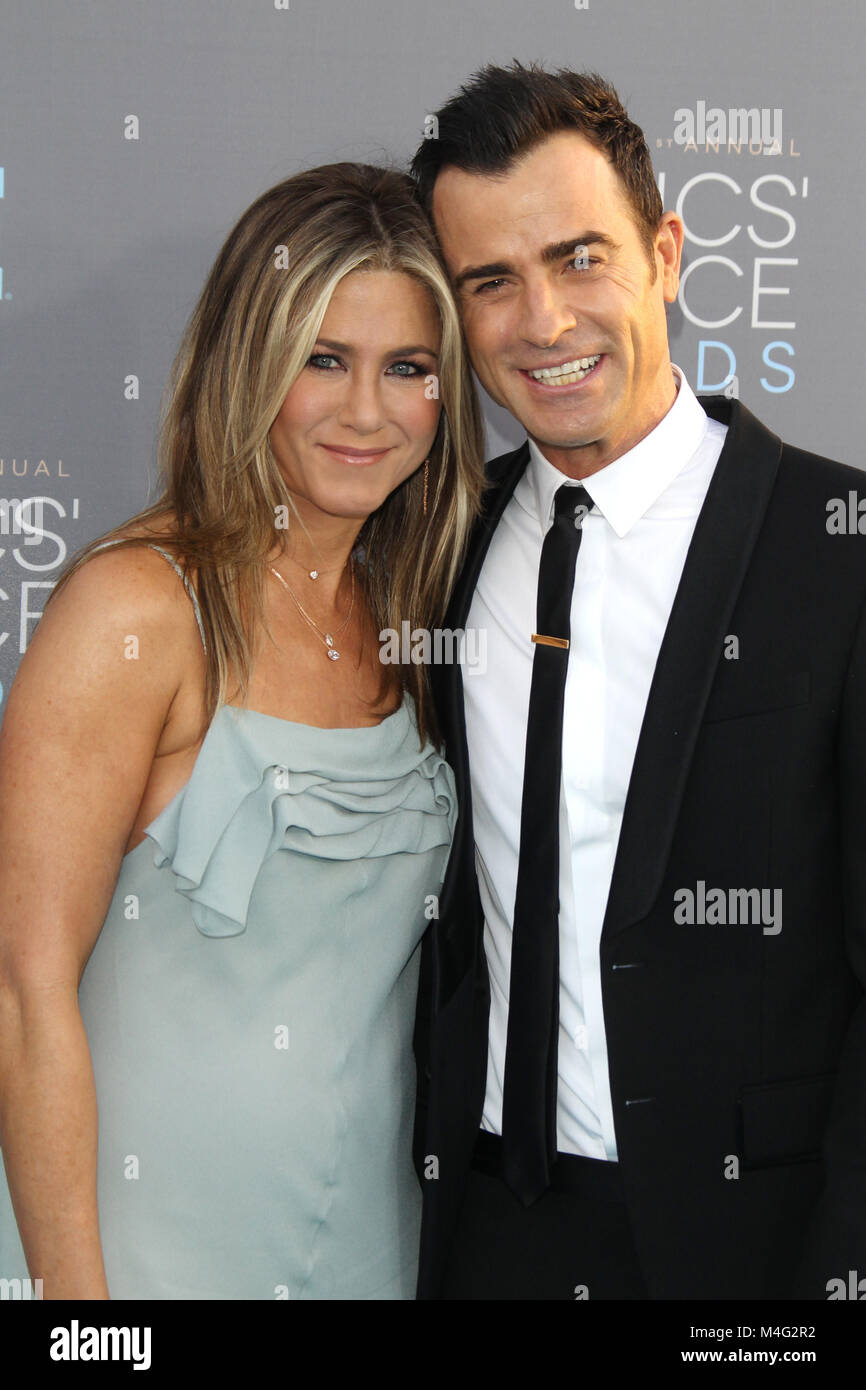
[89, 538, 207, 655]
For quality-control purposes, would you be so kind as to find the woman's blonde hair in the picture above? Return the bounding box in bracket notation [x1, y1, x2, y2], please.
[48, 163, 486, 744]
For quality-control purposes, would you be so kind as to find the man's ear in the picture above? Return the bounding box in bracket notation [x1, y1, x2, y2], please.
[655, 212, 685, 302]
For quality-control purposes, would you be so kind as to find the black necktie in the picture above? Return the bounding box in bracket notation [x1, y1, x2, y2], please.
[500, 481, 592, 1205]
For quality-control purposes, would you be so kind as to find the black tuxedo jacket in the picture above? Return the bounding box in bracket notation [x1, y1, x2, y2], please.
[413, 395, 866, 1300]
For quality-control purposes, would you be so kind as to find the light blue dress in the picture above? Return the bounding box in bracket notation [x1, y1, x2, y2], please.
[0, 545, 456, 1299]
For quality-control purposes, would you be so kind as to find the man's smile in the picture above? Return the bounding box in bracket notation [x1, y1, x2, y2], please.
[518, 353, 604, 389]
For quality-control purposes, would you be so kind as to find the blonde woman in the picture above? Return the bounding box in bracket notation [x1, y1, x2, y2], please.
[0, 164, 485, 1299]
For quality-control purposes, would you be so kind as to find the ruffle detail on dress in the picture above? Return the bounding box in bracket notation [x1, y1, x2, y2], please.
[143, 698, 456, 938]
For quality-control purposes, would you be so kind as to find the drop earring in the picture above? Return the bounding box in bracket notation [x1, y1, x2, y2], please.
[422, 457, 429, 517]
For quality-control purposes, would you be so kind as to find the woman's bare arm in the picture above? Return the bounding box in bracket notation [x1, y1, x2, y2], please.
[0, 546, 199, 1298]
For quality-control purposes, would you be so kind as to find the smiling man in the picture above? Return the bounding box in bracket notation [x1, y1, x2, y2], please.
[437, 127, 680, 479]
[409, 62, 866, 1300]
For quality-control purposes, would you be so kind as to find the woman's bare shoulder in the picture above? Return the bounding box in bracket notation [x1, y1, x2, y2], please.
[39, 520, 202, 659]
[108, 511, 204, 588]
[103, 509, 184, 555]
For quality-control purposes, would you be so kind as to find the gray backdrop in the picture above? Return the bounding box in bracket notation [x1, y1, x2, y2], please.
[1, 0, 862, 709]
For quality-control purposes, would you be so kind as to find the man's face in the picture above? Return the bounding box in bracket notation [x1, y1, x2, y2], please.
[431, 131, 684, 476]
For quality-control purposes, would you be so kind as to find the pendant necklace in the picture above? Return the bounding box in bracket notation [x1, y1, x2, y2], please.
[269, 561, 356, 661]
[283, 547, 343, 583]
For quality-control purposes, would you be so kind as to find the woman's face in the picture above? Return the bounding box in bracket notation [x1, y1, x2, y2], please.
[269, 268, 443, 525]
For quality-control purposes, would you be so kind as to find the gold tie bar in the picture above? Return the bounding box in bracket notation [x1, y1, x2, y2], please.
[531, 633, 570, 649]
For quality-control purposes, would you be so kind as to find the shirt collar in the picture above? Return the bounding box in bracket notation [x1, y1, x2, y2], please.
[522, 364, 710, 539]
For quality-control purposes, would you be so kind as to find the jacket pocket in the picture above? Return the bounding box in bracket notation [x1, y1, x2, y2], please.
[703, 667, 810, 724]
[737, 1071, 836, 1169]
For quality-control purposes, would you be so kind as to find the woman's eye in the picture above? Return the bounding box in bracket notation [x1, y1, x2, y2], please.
[387, 360, 426, 377]
[307, 354, 426, 376]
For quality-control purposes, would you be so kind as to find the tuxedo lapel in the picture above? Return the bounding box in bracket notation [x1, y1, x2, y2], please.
[434, 438, 530, 756]
[447, 440, 531, 629]
[432, 440, 529, 989]
[601, 397, 783, 941]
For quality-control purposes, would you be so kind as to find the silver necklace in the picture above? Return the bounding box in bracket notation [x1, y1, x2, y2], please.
[269, 562, 356, 661]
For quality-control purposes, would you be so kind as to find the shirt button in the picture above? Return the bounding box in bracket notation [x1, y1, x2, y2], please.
[573, 1024, 588, 1051]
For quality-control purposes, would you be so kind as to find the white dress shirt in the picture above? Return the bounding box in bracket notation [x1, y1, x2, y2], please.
[465, 366, 728, 1159]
